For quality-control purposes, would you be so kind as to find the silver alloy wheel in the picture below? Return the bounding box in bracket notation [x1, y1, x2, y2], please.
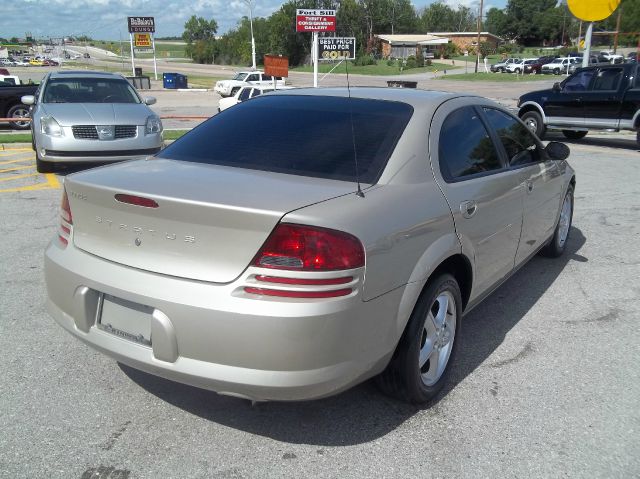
[523, 116, 538, 134]
[557, 191, 572, 248]
[419, 291, 456, 386]
[10, 106, 30, 128]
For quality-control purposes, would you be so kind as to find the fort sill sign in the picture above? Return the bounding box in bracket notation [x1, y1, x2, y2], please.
[295, 9, 337, 87]
[127, 16, 158, 80]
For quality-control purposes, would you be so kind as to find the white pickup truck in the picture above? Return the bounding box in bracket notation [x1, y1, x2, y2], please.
[214, 71, 286, 97]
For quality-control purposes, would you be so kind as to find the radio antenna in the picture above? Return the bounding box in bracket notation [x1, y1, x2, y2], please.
[345, 56, 364, 198]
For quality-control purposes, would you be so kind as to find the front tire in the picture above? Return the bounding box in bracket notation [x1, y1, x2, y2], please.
[377, 274, 462, 404]
[554, 68, 560, 75]
[521, 110, 546, 139]
[36, 153, 55, 173]
[541, 185, 574, 258]
[8, 104, 31, 130]
[562, 130, 588, 140]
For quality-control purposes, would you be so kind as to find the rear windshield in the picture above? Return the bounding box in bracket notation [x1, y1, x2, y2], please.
[158, 95, 413, 183]
[42, 78, 141, 104]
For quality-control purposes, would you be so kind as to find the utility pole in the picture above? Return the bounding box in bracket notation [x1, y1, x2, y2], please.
[243, 0, 257, 70]
[613, 6, 622, 53]
[475, 0, 484, 73]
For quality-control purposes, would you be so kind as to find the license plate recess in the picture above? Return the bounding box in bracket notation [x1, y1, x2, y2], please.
[98, 294, 152, 346]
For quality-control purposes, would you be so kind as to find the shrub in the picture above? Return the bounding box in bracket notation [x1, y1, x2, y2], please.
[405, 55, 417, 69]
[387, 58, 396, 66]
[354, 55, 376, 66]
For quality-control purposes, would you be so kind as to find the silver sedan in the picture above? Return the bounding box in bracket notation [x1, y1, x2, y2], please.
[44, 88, 575, 404]
[23, 71, 163, 173]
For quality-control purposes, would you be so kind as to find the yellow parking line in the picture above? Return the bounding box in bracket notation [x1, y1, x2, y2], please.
[0, 158, 35, 166]
[0, 172, 39, 182]
[0, 165, 34, 173]
[0, 182, 51, 193]
[0, 148, 32, 153]
[45, 173, 61, 189]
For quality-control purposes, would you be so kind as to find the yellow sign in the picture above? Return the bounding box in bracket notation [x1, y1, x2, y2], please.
[567, 0, 620, 22]
[134, 33, 152, 48]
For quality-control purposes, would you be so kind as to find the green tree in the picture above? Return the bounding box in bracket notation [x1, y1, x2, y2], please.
[182, 15, 218, 63]
[503, 0, 558, 45]
[485, 8, 510, 39]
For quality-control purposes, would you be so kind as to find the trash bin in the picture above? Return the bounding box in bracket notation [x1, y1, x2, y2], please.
[387, 80, 418, 88]
[126, 76, 151, 90]
[134, 67, 143, 77]
[163, 73, 188, 89]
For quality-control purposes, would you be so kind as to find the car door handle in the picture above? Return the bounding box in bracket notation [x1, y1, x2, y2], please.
[460, 200, 478, 219]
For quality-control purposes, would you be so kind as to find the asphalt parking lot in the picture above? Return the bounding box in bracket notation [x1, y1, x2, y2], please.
[0, 125, 639, 477]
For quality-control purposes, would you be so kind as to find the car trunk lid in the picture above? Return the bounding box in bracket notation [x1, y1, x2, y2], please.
[65, 159, 356, 283]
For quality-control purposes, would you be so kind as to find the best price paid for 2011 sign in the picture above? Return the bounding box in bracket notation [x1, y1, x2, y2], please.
[296, 9, 336, 32]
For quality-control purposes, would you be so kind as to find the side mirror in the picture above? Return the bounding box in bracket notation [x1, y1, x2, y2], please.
[545, 141, 570, 161]
[21, 95, 35, 105]
[143, 96, 156, 106]
[552, 82, 561, 92]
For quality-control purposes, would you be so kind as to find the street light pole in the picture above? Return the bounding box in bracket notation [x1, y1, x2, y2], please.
[243, 0, 257, 70]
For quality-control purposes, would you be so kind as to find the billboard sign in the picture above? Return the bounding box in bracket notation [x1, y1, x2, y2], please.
[264, 55, 289, 78]
[318, 37, 356, 60]
[296, 9, 336, 32]
[128, 16, 155, 33]
[134, 33, 152, 48]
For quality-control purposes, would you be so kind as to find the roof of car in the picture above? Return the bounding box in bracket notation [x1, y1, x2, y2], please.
[48, 70, 125, 79]
[274, 87, 466, 105]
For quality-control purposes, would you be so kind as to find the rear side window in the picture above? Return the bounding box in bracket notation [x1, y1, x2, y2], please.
[591, 68, 623, 91]
[483, 108, 540, 167]
[158, 96, 413, 183]
[439, 106, 502, 181]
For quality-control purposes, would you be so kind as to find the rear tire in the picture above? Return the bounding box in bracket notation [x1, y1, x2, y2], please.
[562, 130, 588, 140]
[541, 185, 574, 258]
[376, 274, 462, 405]
[521, 110, 546, 139]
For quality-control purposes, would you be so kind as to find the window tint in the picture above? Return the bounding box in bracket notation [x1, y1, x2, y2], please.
[591, 68, 623, 91]
[439, 106, 502, 180]
[483, 108, 540, 167]
[564, 70, 594, 91]
[158, 96, 413, 184]
[263, 74, 272, 81]
[238, 88, 251, 101]
[246, 74, 259, 82]
[42, 78, 140, 104]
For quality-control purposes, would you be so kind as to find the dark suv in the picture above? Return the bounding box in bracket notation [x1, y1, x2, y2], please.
[518, 63, 640, 143]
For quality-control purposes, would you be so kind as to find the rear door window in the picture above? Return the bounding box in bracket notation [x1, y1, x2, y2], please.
[564, 70, 594, 91]
[591, 68, 623, 91]
[438, 106, 502, 181]
[482, 108, 540, 167]
[158, 95, 413, 184]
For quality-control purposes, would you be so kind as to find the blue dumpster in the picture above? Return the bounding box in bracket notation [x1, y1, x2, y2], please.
[163, 73, 188, 89]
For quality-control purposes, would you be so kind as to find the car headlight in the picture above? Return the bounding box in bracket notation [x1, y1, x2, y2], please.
[145, 116, 163, 134]
[41, 116, 64, 137]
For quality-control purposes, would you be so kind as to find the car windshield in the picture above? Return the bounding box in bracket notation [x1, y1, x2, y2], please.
[232, 73, 248, 81]
[42, 78, 141, 104]
[158, 95, 413, 184]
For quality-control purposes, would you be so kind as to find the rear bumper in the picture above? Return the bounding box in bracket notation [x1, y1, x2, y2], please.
[44, 240, 402, 401]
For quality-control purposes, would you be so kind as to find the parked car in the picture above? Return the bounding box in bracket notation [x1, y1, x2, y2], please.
[505, 58, 540, 74]
[490, 58, 521, 73]
[42, 59, 60, 66]
[218, 85, 294, 112]
[29, 59, 44, 66]
[567, 56, 600, 74]
[45, 88, 575, 404]
[0, 67, 11, 76]
[518, 63, 640, 143]
[541, 57, 579, 75]
[0, 74, 21, 85]
[627, 52, 639, 63]
[23, 71, 163, 173]
[0, 81, 38, 129]
[214, 70, 286, 97]
[599, 50, 624, 63]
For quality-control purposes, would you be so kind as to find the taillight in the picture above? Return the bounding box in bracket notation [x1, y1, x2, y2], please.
[252, 224, 364, 271]
[114, 194, 159, 208]
[59, 187, 73, 246]
[246, 224, 364, 299]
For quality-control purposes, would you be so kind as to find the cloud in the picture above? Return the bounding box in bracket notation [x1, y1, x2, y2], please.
[1, 0, 284, 39]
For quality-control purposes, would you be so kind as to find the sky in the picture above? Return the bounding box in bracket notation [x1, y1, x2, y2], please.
[1, 0, 507, 41]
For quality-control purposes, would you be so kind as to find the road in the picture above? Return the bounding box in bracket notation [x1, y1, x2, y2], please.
[0, 125, 638, 478]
